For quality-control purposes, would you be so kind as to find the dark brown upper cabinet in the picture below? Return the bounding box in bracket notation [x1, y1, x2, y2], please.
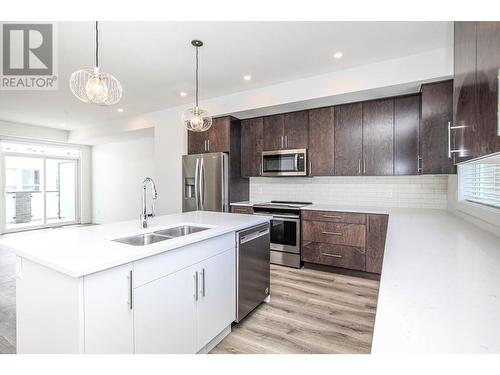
[362, 98, 394, 176]
[241, 117, 263, 177]
[187, 116, 230, 154]
[308, 107, 335, 176]
[394, 95, 420, 175]
[263, 114, 284, 151]
[207, 117, 231, 152]
[334, 103, 363, 176]
[263, 111, 309, 151]
[421, 80, 455, 174]
[187, 128, 206, 154]
[453, 22, 477, 163]
[284, 110, 309, 149]
[475, 22, 500, 157]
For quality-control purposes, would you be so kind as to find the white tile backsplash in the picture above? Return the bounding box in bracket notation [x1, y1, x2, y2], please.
[249, 176, 449, 209]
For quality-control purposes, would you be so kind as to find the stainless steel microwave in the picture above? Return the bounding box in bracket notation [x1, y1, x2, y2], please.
[261, 149, 308, 176]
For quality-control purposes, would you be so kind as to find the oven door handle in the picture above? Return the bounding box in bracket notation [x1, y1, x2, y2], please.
[253, 212, 300, 220]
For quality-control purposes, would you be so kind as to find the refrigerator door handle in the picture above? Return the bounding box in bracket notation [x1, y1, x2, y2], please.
[200, 157, 205, 210]
[194, 158, 200, 210]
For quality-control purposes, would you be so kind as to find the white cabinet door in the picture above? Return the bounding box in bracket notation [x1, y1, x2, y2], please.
[84, 263, 134, 353]
[197, 248, 236, 349]
[134, 264, 198, 354]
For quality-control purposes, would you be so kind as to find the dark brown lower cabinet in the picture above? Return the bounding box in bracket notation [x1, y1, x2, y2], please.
[302, 221, 366, 248]
[302, 242, 365, 271]
[362, 98, 394, 176]
[365, 214, 389, 274]
[230, 205, 253, 214]
[302, 211, 388, 276]
[394, 95, 420, 175]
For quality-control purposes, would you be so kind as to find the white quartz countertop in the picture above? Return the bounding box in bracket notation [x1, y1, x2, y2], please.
[372, 208, 500, 354]
[231, 201, 389, 214]
[301, 204, 389, 215]
[0, 211, 270, 278]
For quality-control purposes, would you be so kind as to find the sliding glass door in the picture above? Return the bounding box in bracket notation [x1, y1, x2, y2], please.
[3, 155, 78, 232]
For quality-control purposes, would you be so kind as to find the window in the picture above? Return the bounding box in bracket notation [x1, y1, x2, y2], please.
[459, 158, 500, 209]
[2, 141, 80, 232]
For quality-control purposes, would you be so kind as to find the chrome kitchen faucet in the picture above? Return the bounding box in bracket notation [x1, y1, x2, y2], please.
[141, 177, 158, 228]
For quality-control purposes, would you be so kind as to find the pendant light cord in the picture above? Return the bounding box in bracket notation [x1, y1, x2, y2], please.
[195, 46, 199, 108]
[95, 21, 99, 68]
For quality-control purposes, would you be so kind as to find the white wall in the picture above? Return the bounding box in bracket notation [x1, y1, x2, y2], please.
[91, 137, 155, 224]
[0, 120, 68, 143]
[250, 176, 449, 209]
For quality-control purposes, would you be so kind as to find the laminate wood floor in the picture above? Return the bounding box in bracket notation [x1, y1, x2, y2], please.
[211, 265, 380, 354]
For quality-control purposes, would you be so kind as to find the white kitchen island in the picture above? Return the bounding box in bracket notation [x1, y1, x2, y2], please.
[0, 211, 270, 354]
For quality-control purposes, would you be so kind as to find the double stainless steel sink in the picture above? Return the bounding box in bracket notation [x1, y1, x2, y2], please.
[113, 225, 209, 246]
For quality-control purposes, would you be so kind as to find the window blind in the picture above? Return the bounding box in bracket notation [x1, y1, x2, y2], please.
[461, 163, 500, 209]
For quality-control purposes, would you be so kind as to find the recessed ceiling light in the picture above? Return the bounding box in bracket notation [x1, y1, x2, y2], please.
[180, 91, 188, 97]
[243, 75, 252, 81]
[117, 108, 124, 113]
[334, 52, 343, 59]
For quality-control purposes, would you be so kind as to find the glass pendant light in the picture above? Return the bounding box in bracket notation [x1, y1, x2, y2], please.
[69, 21, 122, 106]
[183, 40, 212, 132]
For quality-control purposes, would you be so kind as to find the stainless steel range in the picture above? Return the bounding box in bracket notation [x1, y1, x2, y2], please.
[253, 200, 312, 268]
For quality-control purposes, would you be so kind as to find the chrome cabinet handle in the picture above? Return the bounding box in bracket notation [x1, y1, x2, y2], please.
[201, 268, 206, 297]
[194, 271, 199, 301]
[207, 139, 210, 152]
[322, 215, 343, 219]
[363, 159, 366, 174]
[322, 253, 343, 258]
[280, 136, 284, 149]
[322, 231, 343, 236]
[308, 158, 312, 176]
[285, 135, 288, 148]
[358, 159, 361, 175]
[448, 123, 467, 158]
[129, 270, 133, 310]
[447, 121, 451, 158]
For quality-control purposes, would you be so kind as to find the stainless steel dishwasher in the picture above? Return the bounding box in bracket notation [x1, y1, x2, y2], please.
[236, 222, 271, 323]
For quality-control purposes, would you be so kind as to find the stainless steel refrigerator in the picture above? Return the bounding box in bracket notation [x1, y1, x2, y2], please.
[182, 152, 229, 212]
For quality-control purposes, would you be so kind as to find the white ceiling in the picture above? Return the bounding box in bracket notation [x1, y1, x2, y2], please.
[0, 21, 453, 131]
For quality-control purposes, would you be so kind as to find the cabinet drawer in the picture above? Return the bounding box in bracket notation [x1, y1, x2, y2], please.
[133, 233, 234, 287]
[302, 220, 366, 247]
[302, 241, 366, 271]
[230, 205, 253, 214]
[302, 210, 366, 224]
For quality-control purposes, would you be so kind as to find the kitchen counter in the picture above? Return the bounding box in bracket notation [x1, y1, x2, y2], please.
[302, 203, 389, 215]
[5, 210, 271, 354]
[230, 201, 500, 353]
[0, 210, 270, 278]
[372, 208, 500, 353]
